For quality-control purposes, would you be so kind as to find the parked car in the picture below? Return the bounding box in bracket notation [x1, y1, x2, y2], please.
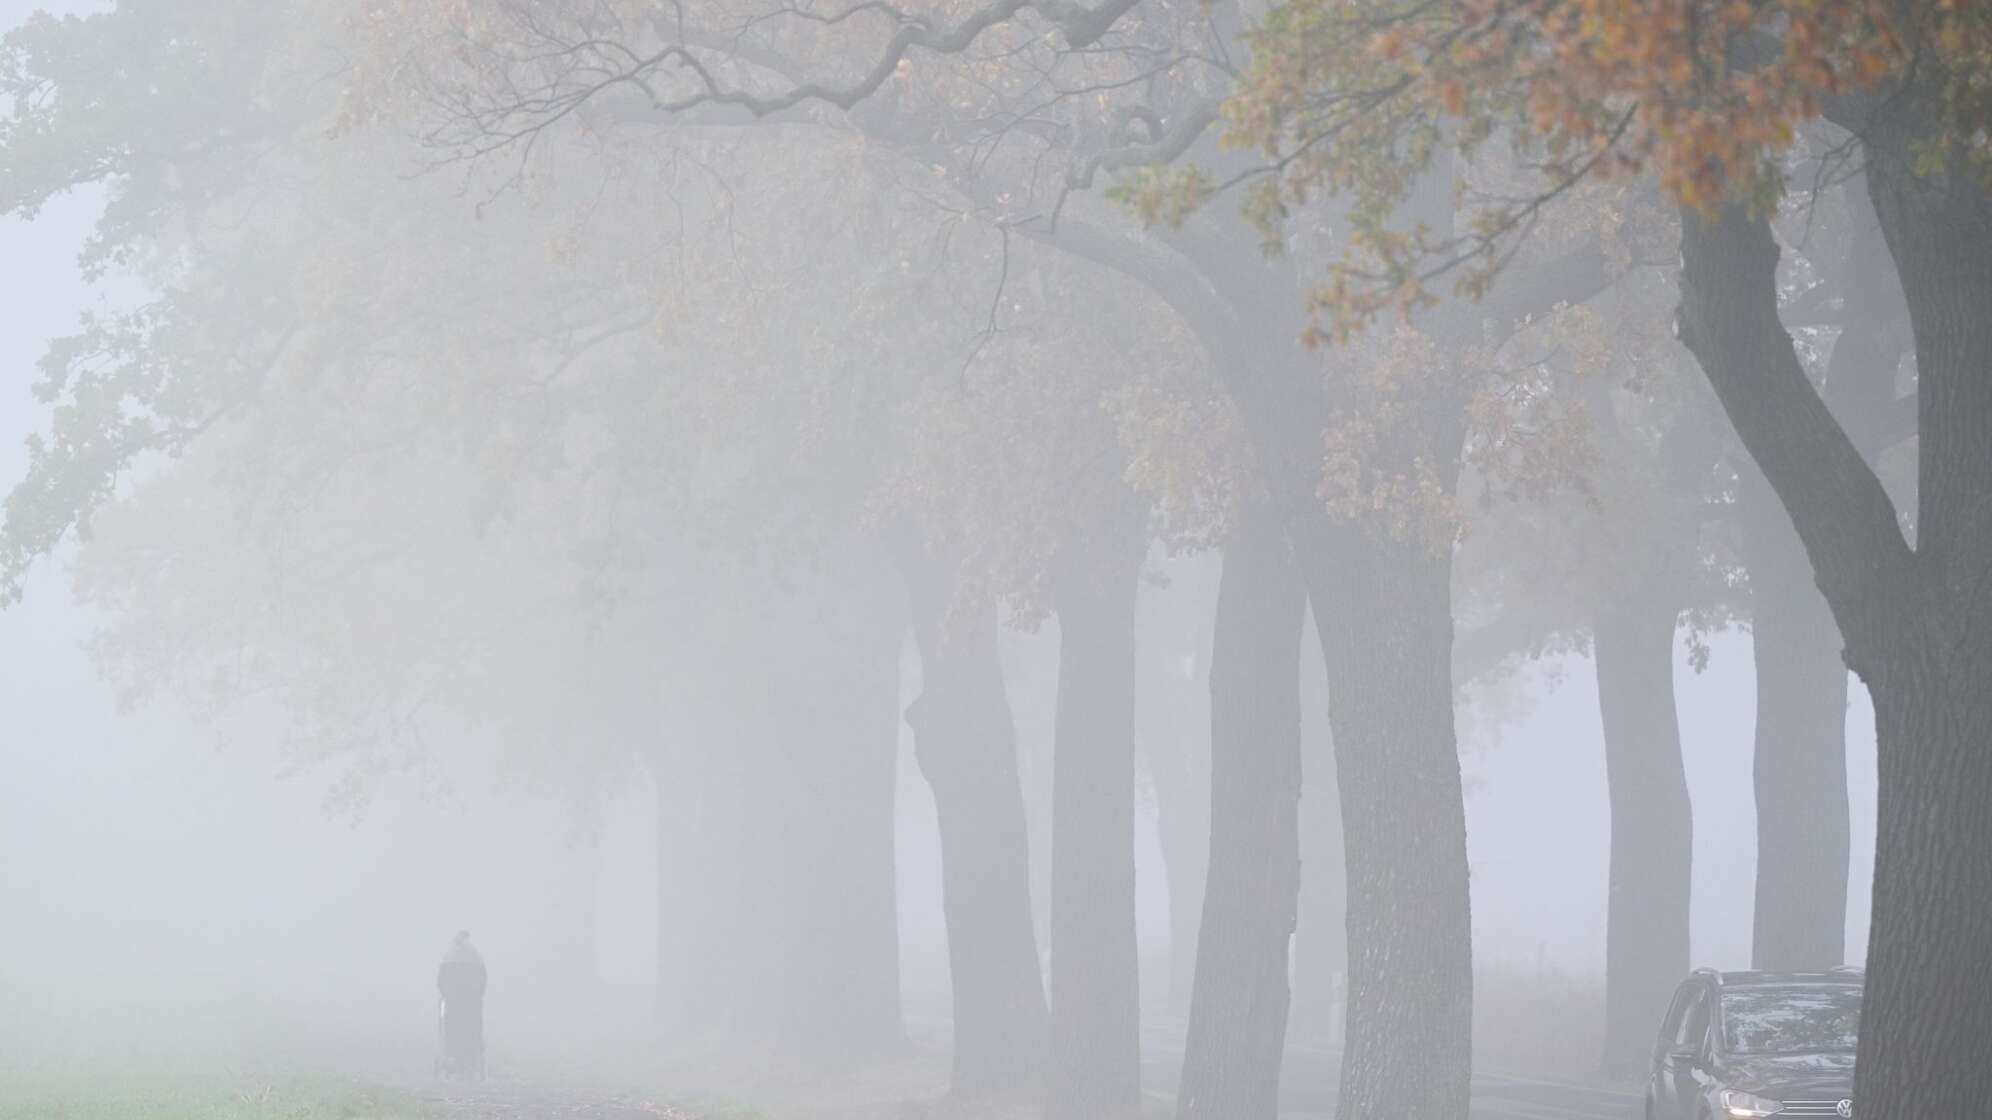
[1645, 968, 1862, 1119]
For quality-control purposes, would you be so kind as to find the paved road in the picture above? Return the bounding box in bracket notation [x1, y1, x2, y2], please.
[1143, 1026, 1644, 1120]
[409, 1024, 1642, 1119]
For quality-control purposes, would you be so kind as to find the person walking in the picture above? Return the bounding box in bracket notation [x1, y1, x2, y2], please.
[436, 930, 487, 1080]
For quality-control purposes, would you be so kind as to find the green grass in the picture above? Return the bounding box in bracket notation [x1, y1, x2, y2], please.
[0, 1073, 437, 1120]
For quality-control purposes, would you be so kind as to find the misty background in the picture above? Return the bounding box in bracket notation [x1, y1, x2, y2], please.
[13, 1, 1967, 1117]
[0, 150, 1878, 1081]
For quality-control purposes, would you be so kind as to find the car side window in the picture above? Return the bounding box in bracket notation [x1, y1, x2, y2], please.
[1678, 986, 1711, 1050]
[1658, 984, 1694, 1045]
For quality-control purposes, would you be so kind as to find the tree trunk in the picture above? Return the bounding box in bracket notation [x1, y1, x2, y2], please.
[1151, 747, 1209, 1021]
[1045, 510, 1147, 1120]
[1846, 110, 1992, 1114]
[893, 537, 1049, 1097]
[1176, 510, 1305, 1120]
[1675, 133, 1992, 1109]
[1296, 519, 1473, 1120]
[1290, 602, 1345, 1042]
[1737, 175, 1903, 975]
[1857, 640, 1992, 1115]
[774, 589, 907, 1061]
[1592, 593, 1694, 1078]
[1138, 550, 1216, 1020]
[1740, 467, 1851, 972]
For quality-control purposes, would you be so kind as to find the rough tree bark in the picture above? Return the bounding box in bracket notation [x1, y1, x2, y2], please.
[1593, 591, 1694, 1078]
[1045, 504, 1148, 1120]
[1177, 508, 1306, 1120]
[1296, 517, 1474, 1120]
[1676, 89, 1992, 1105]
[1842, 105, 1992, 1113]
[1740, 466, 1851, 973]
[892, 535, 1049, 1097]
[1858, 629, 1992, 1114]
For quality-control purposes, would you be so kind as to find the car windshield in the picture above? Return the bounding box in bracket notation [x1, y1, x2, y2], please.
[1720, 986, 1862, 1055]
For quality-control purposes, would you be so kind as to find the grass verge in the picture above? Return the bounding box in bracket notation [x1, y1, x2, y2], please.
[0, 1073, 437, 1120]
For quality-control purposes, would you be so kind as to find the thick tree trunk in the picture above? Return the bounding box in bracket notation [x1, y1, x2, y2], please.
[1296, 519, 1473, 1120]
[1740, 467, 1851, 972]
[896, 542, 1051, 1092]
[1857, 642, 1992, 1115]
[1045, 511, 1147, 1120]
[893, 538, 1049, 1097]
[1676, 137, 1992, 1109]
[773, 596, 907, 1061]
[1290, 604, 1345, 1042]
[1847, 114, 1992, 1114]
[1176, 510, 1305, 1120]
[1592, 593, 1693, 1079]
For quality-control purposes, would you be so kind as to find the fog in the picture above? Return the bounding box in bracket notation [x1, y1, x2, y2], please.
[0, 2, 1966, 1119]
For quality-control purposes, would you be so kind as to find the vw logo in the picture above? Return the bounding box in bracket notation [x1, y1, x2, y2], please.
[1836, 1100, 1853, 1118]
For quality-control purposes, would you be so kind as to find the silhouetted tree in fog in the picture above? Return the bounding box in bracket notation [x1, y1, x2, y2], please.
[1215, 3, 1992, 1113]
[1176, 504, 1304, 1120]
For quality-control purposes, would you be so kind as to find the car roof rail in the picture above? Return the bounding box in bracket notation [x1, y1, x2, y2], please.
[1829, 965, 1865, 974]
[1692, 966, 1722, 984]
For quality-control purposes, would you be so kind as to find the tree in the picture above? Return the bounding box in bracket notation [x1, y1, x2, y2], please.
[877, 238, 1216, 1112]
[0, 0, 944, 1066]
[12, 4, 1282, 1099]
[1569, 276, 1732, 1079]
[890, 531, 1049, 1094]
[1740, 171, 1911, 974]
[1134, 548, 1217, 1021]
[1288, 614, 1344, 1044]
[338, 7, 1638, 1114]
[1176, 504, 1304, 1120]
[1220, 2, 1992, 1112]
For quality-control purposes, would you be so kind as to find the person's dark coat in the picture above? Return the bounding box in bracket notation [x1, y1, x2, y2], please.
[437, 933, 486, 1077]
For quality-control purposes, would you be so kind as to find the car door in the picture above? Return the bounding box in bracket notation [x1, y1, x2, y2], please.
[1668, 985, 1713, 1116]
[1650, 983, 1696, 1115]
[1656, 984, 1709, 1118]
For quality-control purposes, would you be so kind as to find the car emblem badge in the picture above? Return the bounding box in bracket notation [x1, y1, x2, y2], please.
[1836, 1100, 1853, 1118]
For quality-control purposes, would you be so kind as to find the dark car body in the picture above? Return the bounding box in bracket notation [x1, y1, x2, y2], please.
[1645, 968, 1861, 1119]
